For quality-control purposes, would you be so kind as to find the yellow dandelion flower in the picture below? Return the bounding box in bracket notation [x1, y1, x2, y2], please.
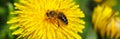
[92, 5, 113, 34]
[7, 0, 85, 39]
[92, 5, 120, 39]
[107, 16, 120, 39]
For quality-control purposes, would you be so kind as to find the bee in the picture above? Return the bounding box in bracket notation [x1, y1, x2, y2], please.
[46, 11, 68, 26]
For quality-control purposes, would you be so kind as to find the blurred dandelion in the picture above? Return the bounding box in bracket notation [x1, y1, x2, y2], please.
[7, 0, 85, 39]
[92, 5, 120, 39]
[107, 16, 120, 39]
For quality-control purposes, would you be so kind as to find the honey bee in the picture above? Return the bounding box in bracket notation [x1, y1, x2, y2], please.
[46, 11, 68, 26]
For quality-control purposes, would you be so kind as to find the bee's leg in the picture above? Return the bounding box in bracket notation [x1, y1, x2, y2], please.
[54, 20, 59, 28]
[57, 21, 60, 27]
[57, 20, 62, 28]
[53, 18, 59, 28]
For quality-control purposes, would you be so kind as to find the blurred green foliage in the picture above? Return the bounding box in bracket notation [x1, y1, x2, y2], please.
[0, 0, 120, 39]
[0, 0, 14, 39]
